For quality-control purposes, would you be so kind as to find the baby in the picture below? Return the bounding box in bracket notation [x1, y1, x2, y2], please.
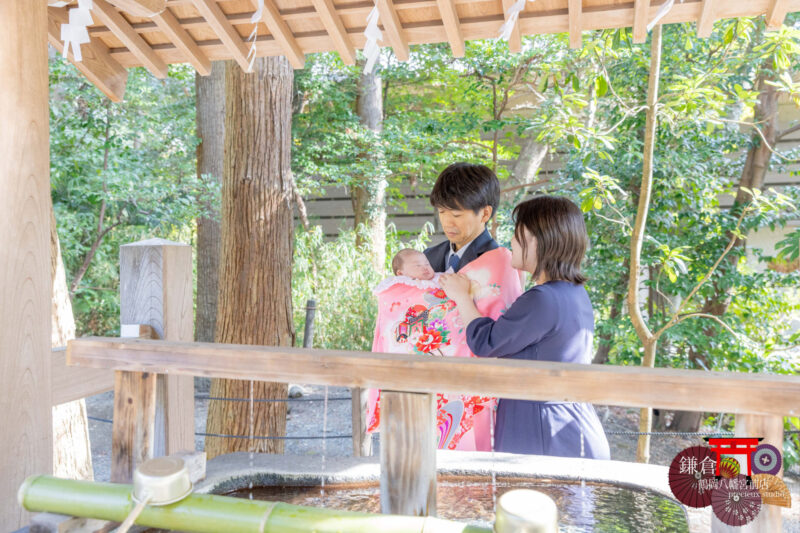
[391, 248, 436, 280]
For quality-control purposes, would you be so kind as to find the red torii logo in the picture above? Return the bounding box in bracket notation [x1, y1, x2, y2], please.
[703, 437, 763, 479]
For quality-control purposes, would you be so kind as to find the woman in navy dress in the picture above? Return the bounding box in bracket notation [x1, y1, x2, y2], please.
[440, 195, 610, 459]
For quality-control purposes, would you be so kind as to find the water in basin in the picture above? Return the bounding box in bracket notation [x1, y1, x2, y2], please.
[226, 475, 689, 532]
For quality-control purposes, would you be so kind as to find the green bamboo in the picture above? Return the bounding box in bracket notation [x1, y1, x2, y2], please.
[19, 475, 492, 533]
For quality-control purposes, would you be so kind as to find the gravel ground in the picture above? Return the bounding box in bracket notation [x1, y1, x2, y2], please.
[86, 384, 757, 478]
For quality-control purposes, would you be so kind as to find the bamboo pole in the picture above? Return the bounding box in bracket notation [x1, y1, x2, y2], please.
[19, 476, 490, 533]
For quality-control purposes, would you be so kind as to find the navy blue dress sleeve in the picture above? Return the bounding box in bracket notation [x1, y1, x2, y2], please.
[465, 287, 558, 358]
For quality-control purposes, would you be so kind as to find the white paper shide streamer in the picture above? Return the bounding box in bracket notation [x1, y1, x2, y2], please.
[498, 0, 531, 41]
[247, 0, 265, 71]
[61, 0, 93, 62]
[363, 5, 382, 73]
[647, 0, 684, 31]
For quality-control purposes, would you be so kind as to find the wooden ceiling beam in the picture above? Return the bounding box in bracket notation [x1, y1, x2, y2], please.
[48, 7, 128, 102]
[696, 0, 715, 37]
[766, 0, 789, 29]
[436, 0, 465, 57]
[257, 0, 305, 69]
[632, 0, 649, 43]
[105, 0, 165, 17]
[501, 0, 521, 53]
[92, 0, 169, 78]
[376, 0, 410, 61]
[151, 6, 211, 75]
[190, 0, 250, 71]
[568, 0, 582, 49]
[310, 0, 356, 65]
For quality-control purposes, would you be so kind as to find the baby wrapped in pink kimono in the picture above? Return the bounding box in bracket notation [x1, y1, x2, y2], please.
[367, 247, 523, 451]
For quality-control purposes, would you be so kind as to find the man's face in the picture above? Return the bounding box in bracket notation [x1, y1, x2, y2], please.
[436, 205, 492, 251]
[397, 252, 435, 280]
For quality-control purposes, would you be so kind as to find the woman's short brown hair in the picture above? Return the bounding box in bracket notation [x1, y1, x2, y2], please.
[513, 195, 588, 285]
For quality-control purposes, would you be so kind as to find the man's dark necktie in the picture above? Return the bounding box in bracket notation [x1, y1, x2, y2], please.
[448, 253, 460, 272]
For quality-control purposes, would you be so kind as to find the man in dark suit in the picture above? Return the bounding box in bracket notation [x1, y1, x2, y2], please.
[424, 163, 500, 273]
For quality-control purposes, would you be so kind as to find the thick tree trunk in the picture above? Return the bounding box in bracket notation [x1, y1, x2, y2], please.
[204, 57, 295, 459]
[510, 137, 548, 188]
[51, 209, 94, 480]
[351, 62, 387, 272]
[194, 61, 226, 343]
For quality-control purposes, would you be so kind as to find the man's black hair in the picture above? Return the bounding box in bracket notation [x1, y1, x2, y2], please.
[429, 162, 500, 216]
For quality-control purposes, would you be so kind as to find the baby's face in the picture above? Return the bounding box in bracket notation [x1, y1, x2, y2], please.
[398, 252, 435, 280]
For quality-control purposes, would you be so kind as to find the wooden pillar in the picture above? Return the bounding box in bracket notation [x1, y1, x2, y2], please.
[711, 414, 784, 533]
[120, 239, 194, 457]
[352, 389, 373, 456]
[379, 391, 437, 516]
[110, 369, 157, 483]
[0, 1, 52, 530]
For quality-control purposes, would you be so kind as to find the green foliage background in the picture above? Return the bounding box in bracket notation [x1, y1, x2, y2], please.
[49, 17, 800, 462]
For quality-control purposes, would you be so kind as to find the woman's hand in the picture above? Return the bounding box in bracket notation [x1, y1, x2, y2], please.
[440, 273, 483, 326]
[439, 273, 472, 303]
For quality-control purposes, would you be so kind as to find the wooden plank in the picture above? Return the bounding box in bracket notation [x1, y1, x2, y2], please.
[501, 0, 521, 53]
[380, 391, 436, 516]
[696, 0, 715, 37]
[106, 0, 166, 17]
[110, 370, 157, 483]
[47, 8, 128, 102]
[436, 0, 465, 57]
[191, 0, 251, 71]
[257, 0, 305, 69]
[67, 337, 800, 417]
[152, 6, 211, 75]
[710, 414, 784, 533]
[766, 0, 789, 29]
[568, 0, 582, 48]
[0, 1, 51, 529]
[51, 348, 114, 405]
[120, 239, 195, 457]
[351, 388, 372, 456]
[92, 0, 169, 78]
[632, 0, 649, 43]
[310, 0, 356, 65]
[376, 0, 410, 61]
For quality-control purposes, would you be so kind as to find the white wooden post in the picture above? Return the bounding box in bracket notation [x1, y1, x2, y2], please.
[120, 239, 194, 457]
[0, 1, 52, 530]
[379, 391, 437, 516]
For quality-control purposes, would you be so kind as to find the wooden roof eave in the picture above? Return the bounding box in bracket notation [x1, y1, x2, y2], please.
[48, 0, 798, 100]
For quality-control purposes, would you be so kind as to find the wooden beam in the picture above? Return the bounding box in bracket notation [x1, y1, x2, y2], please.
[766, 0, 789, 29]
[92, 0, 169, 78]
[51, 348, 114, 405]
[47, 7, 129, 102]
[257, 0, 305, 69]
[435, 0, 464, 57]
[106, 0, 165, 17]
[632, 0, 649, 43]
[311, 0, 356, 65]
[501, 0, 521, 53]
[696, 0, 715, 37]
[191, 0, 251, 71]
[1, 1, 51, 529]
[568, 0, 582, 49]
[67, 338, 800, 417]
[376, 0, 410, 61]
[152, 6, 211, 75]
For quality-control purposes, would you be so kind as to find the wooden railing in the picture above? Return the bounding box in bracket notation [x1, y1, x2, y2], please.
[54, 238, 800, 531]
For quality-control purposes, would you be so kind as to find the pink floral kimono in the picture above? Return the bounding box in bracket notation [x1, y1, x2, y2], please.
[367, 247, 523, 451]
